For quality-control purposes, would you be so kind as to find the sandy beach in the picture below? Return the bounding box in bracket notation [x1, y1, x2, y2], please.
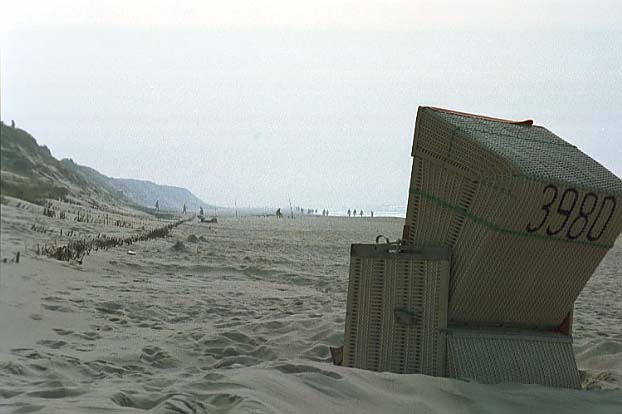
[1, 197, 621, 413]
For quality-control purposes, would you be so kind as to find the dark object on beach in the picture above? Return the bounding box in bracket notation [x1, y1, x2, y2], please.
[43, 202, 56, 218]
[171, 241, 186, 251]
[276, 208, 283, 218]
[15, 251, 20, 264]
[198, 235, 208, 243]
[200, 216, 217, 224]
[11, 120, 15, 128]
[186, 234, 199, 243]
[330, 346, 343, 366]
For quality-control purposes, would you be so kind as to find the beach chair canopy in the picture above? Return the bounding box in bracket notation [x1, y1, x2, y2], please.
[403, 107, 622, 329]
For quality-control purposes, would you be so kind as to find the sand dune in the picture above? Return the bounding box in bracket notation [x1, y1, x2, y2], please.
[1, 197, 621, 413]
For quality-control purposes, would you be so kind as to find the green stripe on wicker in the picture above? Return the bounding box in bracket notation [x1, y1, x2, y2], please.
[411, 189, 613, 249]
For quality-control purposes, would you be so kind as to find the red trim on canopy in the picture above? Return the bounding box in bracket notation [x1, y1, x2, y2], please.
[428, 107, 534, 126]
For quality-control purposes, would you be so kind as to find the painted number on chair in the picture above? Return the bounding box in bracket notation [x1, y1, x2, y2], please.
[526, 185, 617, 241]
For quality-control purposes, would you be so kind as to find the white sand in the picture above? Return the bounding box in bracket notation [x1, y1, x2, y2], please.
[1, 197, 621, 413]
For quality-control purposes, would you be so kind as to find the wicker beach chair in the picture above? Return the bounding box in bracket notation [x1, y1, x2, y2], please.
[403, 107, 622, 329]
[342, 107, 622, 388]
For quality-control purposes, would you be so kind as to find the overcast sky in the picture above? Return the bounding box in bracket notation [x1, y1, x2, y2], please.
[1, 1, 621, 208]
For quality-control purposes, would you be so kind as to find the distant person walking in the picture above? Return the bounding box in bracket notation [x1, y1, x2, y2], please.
[353, 209, 357, 216]
[371, 211, 374, 217]
[360, 210, 364, 216]
[347, 209, 351, 217]
[276, 208, 283, 218]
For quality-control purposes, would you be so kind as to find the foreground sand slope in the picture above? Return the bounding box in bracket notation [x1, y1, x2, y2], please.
[1, 200, 621, 413]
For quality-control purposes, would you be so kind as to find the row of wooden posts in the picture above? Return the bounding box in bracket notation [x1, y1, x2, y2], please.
[38, 217, 193, 263]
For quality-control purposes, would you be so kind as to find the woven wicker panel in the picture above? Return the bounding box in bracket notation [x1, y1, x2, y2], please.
[403, 107, 622, 328]
[404, 155, 481, 247]
[430, 109, 622, 194]
[343, 244, 450, 375]
[446, 329, 581, 389]
[412, 108, 515, 178]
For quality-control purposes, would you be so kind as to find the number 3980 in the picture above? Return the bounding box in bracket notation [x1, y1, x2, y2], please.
[526, 185, 617, 242]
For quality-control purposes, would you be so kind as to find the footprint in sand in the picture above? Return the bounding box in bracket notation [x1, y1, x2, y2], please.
[72, 343, 96, 352]
[41, 296, 65, 302]
[75, 331, 101, 341]
[36, 339, 67, 350]
[95, 301, 124, 316]
[26, 386, 86, 399]
[84, 360, 129, 376]
[0, 388, 23, 399]
[271, 363, 342, 379]
[111, 391, 160, 410]
[108, 317, 128, 325]
[0, 361, 33, 376]
[204, 393, 245, 409]
[139, 346, 179, 368]
[10, 348, 48, 360]
[111, 392, 245, 412]
[42, 303, 74, 312]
